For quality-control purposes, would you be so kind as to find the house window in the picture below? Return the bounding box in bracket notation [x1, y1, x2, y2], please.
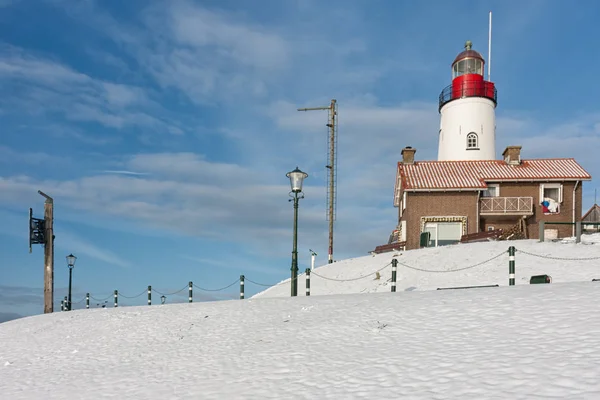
[466, 132, 478, 149]
[540, 183, 563, 214]
[487, 226, 495, 231]
[423, 221, 462, 247]
[482, 184, 499, 197]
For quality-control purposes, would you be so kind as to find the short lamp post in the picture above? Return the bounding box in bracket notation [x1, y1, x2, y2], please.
[286, 166, 308, 297]
[66, 253, 77, 311]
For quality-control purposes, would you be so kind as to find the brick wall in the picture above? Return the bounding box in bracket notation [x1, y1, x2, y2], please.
[399, 191, 479, 250]
[399, 181, 585, 249]
[486, 181, 583, 239]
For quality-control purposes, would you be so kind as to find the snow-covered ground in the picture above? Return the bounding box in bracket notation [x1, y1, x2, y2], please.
[1, 236, 599, 399]
[254, 234, 600, 298]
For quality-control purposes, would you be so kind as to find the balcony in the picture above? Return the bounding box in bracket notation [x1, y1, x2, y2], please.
[480, 197, 534, 216]
[439, 80, 497, 112]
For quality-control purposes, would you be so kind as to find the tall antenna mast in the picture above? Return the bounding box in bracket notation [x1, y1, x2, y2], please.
[298, 99, 338, 264]
[488, 11, 492, 81]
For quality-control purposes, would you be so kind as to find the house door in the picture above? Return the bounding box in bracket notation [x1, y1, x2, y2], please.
[423, 222, 463, 247]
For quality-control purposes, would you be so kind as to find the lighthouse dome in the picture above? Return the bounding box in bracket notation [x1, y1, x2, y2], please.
[451, 41, 485, 78]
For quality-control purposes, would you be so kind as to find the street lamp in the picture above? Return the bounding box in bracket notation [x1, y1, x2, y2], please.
[66, 253, 77, 311]
[286, 166, 308, 297]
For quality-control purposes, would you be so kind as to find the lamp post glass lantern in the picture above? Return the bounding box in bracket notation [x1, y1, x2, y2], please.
[286, 167, 308, 193]
[66, 254, 77, 311]
[286, 167, 308, 297]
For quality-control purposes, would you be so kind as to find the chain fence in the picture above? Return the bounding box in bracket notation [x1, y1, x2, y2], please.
[57, 244, 600, 311]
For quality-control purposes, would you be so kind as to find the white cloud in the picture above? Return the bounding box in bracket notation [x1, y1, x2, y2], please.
[0, 45, 183, 135]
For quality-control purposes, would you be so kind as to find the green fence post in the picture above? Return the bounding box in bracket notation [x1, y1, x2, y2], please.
[240, 275, 245, 299]
[60, 300, 64, 312]
[508, 246, 516, 286]
[148, 285, 151, 305]
[86, 293, 90, 309]
[189, 281, 193, 303]
[391, 259, 398, 292]
[64, 296, 68, 311]
[114, 290, 118, 307]
[305, 268, 311, 296]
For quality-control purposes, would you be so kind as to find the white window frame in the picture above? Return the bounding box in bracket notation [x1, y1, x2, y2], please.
[539, 183, 563, 214]
[482, 184, 500, 197]
[423, 221, 463, 247]
[466, 132, 478, 149]
[487, 226, 495, 231]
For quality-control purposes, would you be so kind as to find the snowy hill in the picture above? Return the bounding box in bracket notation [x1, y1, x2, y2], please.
[254, 235, 600, 298]
[1, 236, 600, 399]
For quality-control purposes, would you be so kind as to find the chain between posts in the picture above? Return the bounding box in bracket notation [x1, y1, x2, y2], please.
[152, 285, 189, 296]
[193, 279, 240, 292]
[515, 248, 600, 261]
[119, 289, 147, 299]
[395, 251, 506, 273]
[310, 262, 392, 282]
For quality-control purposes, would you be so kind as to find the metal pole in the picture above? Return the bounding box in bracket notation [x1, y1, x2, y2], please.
[508, 246, 516, 286]
[327, 99, 336, 264]
[86, 293, 90, 309]
[291, 193, 299, 297]
[305, 268, 310, 296]
[391, 259, 397, 292]
[188, 281, 193, 303]
[240, 275, 245, 299]
[114, 290, 118, 307]
[147, 285, 151, 305]
[68, 267, 73, 311]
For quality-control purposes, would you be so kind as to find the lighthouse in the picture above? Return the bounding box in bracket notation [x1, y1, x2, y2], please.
[438, 41, 497, 161]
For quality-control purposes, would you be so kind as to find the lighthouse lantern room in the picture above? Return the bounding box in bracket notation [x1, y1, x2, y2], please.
[438, 41, 497, 161]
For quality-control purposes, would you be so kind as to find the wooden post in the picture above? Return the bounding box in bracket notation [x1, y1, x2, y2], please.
[40, 191, 54, 314]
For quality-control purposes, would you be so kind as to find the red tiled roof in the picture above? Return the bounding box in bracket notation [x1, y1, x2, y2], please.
[396, 158, 591, 192]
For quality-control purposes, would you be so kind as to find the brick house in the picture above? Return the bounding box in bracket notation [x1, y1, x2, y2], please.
[373, 40, 594, 253]
[393, 145, 591, 250]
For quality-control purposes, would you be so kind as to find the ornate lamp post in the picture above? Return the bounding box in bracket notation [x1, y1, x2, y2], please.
[286, 166, 308, 297]
[65, 253, 77, 311]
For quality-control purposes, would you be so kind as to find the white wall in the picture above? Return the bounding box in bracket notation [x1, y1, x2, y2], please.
[438, 97, 496, 161]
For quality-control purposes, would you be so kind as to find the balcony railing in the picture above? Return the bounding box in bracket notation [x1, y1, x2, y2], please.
[480, 197, 533, 216]
[439, 81, 497, 111]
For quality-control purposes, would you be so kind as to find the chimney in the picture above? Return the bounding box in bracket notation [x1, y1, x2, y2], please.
[502, 146, 522, 165]
[401, 146, 416, 164]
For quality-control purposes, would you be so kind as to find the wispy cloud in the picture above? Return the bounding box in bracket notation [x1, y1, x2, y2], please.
[99, 170, 149, 176]
[57, 231, 132, 269]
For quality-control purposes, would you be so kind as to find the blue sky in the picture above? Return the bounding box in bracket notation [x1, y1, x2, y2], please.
[1, 0, 599, 319]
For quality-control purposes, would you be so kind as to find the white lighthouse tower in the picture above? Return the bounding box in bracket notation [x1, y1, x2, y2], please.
[438, 41, 497, 161]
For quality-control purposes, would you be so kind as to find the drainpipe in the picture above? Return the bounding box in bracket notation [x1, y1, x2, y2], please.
[572, 181, 580, 237]
[476, 190, 481, 232]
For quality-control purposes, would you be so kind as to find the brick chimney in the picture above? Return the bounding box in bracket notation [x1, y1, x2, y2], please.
[401, 146, 416, 164]
[502, 146, 522, 165]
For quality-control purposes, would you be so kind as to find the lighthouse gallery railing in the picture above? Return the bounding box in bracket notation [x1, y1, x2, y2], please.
[439, 81, 497, 111]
